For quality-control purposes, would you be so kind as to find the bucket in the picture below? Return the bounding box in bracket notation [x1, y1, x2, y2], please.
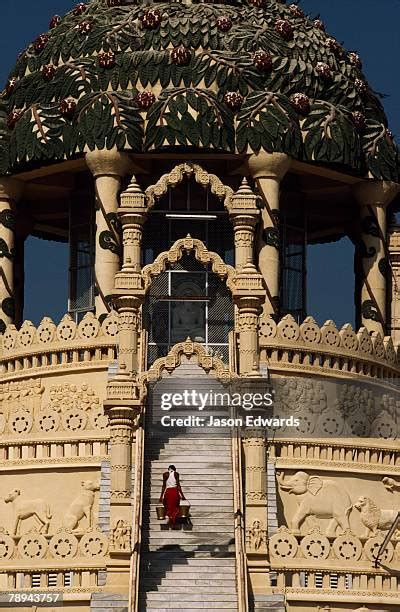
[179, 500, 190, 518]
[156, 505, 166, 520]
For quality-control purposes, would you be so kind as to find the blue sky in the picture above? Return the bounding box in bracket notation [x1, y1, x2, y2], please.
[1, 0, 399, 327]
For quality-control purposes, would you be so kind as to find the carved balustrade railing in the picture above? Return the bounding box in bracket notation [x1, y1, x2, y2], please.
[273, 569, 399, 601]
[1, 565, 106, 592]
[0, 311, 119, 379]
[272, 567, 399, 603]
[260, 314, 400, 381]
[271, 441, 400, 474]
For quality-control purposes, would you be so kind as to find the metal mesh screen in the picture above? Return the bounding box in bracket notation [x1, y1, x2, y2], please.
[142, 178, 234, 365]
[207, 276, 234, 343]
[143, 254, 233, 365]
[68, 203, 94, 318]
[280, 215, 307, 322]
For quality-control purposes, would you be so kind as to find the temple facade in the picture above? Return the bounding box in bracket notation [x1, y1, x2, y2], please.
[0, 1, 399, 611]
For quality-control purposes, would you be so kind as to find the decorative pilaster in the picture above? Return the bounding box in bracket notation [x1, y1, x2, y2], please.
[233, 262, 265, 374]
[247, 152, 291, 316]
[108, 406, 137, 502]
[243, 429, 269, 591]
[85, 149, 131, 317]
[113, 174, 148, 375]
[115, 296, 143, 376]
[0, 178, 23, 332]
[353, 181, 399, 334]
[229, 178, 259, 270]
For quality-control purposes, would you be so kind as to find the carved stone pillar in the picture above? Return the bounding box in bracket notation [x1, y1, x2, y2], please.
[0, 178, 23, 332]
[247, 152, 291, 316]
[108, 406, 137, 502]
[113, 175, 148, 375]
[229, 178, 260, 270]
[233, 262, 265, 374]
[117, 175, 148, 277]
[115, 296, 143, 376]
[85, 149, 131, 317]
[243, 431, 269, 591]
[353, 181, 399, 334]
[104, 396, 141, 591]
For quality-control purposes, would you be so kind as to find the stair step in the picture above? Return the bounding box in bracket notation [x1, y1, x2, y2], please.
[143, 593, 237, 602]
[147, 510, 234, 516]
[143, 542, 235, 563]
[146, 520, 234, 528]
[142, 553, 235, 562]
[145, 523, 234, 532]
[142, 585, 236, 594]
[142, 529, 233, 546]
[149, 472, 233, 478]
[146, 442, 231, 448]
[140, 406, 237, 610]
[147, 486, 233, 492]
[142, 606, 237, 610]
[142, 577, 235, 585]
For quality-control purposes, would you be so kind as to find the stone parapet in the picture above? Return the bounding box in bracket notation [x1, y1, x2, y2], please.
[0, 311, 119, 380]
[260, 314, 400, 381]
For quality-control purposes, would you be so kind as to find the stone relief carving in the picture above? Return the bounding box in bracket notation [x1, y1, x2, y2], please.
[110, 519, 132, 552]
[63, 480, 100, 532]
[353, 496, 399, 537]
[0, 379, 109, 436]
[80, 527, 109, 558]
[300, 528, 330, 560]
[49, 528, 79, 559]
[246, 520, 267, 552]
[0, 527, 15, 560]
[4, 489, 52, 536]
[277, 471, 352, 536]
[18, 528, 48, 560]
[0, 471, 107, 561]
[269, 376, 399, 440]
[0, 378, 44, 418]
[269, 525, 398, 565]
[382, 476, 400, 492]
[49, 383, 100, 413]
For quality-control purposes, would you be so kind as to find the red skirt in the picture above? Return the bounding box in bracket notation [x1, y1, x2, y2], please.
[163, 487, 180, 525]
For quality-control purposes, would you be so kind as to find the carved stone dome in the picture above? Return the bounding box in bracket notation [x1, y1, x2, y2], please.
[0, 0, 398, 180]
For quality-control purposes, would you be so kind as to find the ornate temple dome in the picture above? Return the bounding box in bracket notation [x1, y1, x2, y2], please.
[0, 0, 398, 180]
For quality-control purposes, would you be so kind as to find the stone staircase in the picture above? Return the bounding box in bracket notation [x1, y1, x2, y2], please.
[138, 366, 238, 610]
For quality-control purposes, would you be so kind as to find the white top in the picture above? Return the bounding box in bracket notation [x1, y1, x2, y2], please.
[166, 471, 177, 488]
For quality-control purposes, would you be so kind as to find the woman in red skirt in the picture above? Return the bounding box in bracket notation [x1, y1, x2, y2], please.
[159, 464, 185, 527]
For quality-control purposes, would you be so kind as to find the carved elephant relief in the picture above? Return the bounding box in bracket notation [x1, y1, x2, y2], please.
[277, 471, 352, 537]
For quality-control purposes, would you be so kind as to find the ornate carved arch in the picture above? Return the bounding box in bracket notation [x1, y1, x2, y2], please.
[141, 235, 236, 291]
[139, 339, 236, 386]
[145, 162, 234, 210]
